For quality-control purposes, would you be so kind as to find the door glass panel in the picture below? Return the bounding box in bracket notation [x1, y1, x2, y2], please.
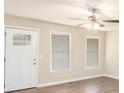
[13, 34, 31, 45]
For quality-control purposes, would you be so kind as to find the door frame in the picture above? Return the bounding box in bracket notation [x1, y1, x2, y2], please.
[5, 25, 40, 88]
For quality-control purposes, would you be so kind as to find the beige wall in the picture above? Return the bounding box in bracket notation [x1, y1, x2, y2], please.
[105, 25, 119, 78]
[5, 15, 105, 84]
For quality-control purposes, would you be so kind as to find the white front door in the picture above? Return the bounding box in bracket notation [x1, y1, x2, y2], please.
[5, 27, 38, 92]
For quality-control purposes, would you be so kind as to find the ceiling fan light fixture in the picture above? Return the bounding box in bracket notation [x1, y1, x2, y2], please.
[88, 16, 95, 21]
[85, 24, 91, 29]
[85, 22, 100, 30]
[94, 23, 100, 30]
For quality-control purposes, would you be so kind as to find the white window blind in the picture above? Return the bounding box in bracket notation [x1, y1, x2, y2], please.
[87, 38, 99, 68]
[51, 34, 70, 71]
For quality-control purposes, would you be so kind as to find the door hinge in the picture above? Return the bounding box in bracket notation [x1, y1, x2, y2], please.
[4, 32, 6, 37]
[4, 57, 6, 62]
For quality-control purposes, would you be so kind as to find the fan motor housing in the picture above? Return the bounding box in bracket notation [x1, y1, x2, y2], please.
[88, 15, 96, 21]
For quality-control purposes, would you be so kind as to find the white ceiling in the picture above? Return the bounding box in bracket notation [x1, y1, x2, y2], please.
[5, 0, 119, 31]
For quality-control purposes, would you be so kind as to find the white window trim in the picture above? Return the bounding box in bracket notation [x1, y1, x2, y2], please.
[85, 36, 100, 69]
[50, 31, 71, 73]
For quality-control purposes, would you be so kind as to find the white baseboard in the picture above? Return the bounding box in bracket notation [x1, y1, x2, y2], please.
[103, 74, 119, 80]
[37, 74, 119, 88]
[37, 74, 104, 88]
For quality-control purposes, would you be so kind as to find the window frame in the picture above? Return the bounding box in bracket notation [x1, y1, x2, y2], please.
[85, 36, 100, 69]
[50, 31, 71, 72]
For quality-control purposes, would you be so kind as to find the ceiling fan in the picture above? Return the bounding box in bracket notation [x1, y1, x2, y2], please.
[68, 8, 119, 29]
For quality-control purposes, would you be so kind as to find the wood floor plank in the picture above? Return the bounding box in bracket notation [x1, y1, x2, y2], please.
[6, 77, 119, 93]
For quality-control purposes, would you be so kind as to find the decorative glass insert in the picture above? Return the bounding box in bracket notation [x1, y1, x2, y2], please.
[13, 34, 31, 45]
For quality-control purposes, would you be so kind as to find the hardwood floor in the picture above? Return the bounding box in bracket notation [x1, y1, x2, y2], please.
[6, 77, 119, 93]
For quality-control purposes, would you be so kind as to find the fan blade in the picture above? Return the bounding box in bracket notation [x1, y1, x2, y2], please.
[96, 21, 105, 27]
[68, 18, 88, 20]
[77, 23, 85, 26]
[103, 20, 119, 23]
[76, 20, 90, 26]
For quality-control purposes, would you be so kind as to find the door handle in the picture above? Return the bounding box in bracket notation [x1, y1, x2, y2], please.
[33, 58, 36, 65]
[33, 62, 37, 65]
[33, 58, 36, 61]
